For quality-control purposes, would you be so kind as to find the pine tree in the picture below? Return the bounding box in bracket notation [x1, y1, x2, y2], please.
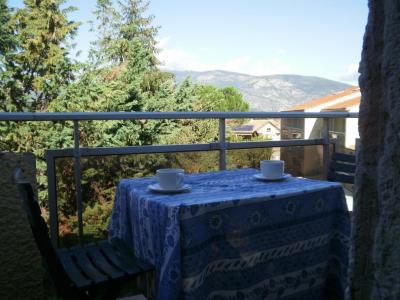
[119, 0, 159, 65]
[1, 0, 79, 112]
[174, 77, 195, 111]
[0, 0, 15, 111]
[221, 86, 249, 112]
[90, 0, 159, 66]
[0, 0, 15, 57]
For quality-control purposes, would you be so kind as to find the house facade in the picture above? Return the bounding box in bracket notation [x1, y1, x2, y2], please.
[281, 86, 360, 176]
[232, 119, 281, 141]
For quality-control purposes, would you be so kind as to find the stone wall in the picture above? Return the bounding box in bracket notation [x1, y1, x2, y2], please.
[0, 153, 45, 299]
[348, 0, 400, 298]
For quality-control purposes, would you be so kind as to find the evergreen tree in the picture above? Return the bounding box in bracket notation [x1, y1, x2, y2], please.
[1, 0, 79, 112]
[79, 0, 179, 147]
[90, 0, 159, 66]
[173, 77, 195, 111]
[0, 0, 15, 112]
[221, 86, 249, 112]
[0, 0, 15, 58]
[119, 0, 159, 65]
[45, 1, 175, 237]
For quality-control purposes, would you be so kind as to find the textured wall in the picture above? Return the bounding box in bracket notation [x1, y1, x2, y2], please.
[0, 153, 45, 299]
[348, 0, 400, 298]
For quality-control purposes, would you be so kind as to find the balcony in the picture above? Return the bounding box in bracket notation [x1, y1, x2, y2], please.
[0, 111, 357, 298]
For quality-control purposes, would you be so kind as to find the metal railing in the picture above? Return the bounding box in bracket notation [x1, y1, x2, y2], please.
[0, 111, 358, 246]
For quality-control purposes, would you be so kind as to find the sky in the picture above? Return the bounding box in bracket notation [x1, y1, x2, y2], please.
[9, 0, 368, 84]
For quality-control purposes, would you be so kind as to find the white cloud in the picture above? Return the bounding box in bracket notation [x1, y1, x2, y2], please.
[348, 63, 359, 73]
[157, 36, 171, 49]
[158, 39, 359, 82]
[276, 48, 287, 55]
[157, 43, 292, 76]
[245, 57, 293, 76]
[158, 47, 207, 71]
[337, 63, 360, 84]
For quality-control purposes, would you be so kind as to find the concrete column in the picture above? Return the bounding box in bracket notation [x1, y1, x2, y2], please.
[348, 0, 400, 298]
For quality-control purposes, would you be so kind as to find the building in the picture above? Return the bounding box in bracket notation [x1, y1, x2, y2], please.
[232, 119, 281, 140]
[281, 86, 360, 176]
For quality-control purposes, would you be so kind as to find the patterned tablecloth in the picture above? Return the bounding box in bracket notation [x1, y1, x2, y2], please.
[109, 168, 351, 300]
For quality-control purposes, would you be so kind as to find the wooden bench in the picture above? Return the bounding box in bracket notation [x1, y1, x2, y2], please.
[327, 152, 356, 212]
[327, 152, 356, 184]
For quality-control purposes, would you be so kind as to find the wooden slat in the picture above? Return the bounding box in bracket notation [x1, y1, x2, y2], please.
[97, 240, 141, 275]
[57, 249, 92, 288]
[330, 161, 356, 173]
[332, 152, 356, 163]
[110, 238, 154, 272]
[328, 172, 355, 184]
[118, 295, 147, 300]
[84, 243, 124, 280]
[70, 246, 108, 284]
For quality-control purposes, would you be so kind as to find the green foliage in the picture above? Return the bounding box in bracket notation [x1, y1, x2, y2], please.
[192, 85, 224, 111]
[82, 201, 114, 238]
[0, 0, 17, 149]
[0, 0, 15, 57]
[189, 85, 249, 112]
[1, 0, 79, 112]
[173, 77, 195, 111]
[221, 86, 249, 112]
[90, 0, 159, 66]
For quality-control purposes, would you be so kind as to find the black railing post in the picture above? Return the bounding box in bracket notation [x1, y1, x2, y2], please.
[73, 120, 84, 245]
[219, 118, 226, 170]
[322, 118, 330, 178]
[46, 151, 59, 247]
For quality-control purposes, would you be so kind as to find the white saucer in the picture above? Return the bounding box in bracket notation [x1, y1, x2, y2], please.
[148, 184, 191, 194]
[253, 173, 291, 181]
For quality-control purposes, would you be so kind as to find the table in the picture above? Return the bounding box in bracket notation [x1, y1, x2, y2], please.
[109, 168, 350, 300]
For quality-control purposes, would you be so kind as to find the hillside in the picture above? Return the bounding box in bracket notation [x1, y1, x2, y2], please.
[172, 70, 351, 111]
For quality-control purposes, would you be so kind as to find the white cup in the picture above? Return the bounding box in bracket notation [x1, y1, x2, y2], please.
[260, 160, 284, 179]
[156, 168, 184, 189]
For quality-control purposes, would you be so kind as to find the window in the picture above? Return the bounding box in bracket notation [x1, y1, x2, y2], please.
[292, 133, 302, 139]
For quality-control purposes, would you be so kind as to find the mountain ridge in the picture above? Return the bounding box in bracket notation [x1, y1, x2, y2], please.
[170, 70, 351, 111]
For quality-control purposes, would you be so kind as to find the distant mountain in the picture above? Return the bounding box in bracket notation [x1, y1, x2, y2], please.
[171, 70, 351, 111]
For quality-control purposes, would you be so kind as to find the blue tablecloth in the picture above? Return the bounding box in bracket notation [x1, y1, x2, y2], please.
[109, 168, 350, 300]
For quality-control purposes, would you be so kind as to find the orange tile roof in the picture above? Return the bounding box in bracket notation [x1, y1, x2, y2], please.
[285, 86, 360, 111]
[323, 96, 361, 110]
